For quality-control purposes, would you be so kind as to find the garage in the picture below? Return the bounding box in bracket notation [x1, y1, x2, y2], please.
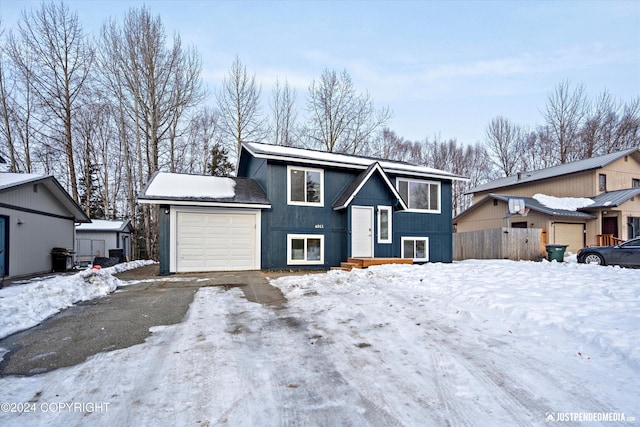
[138, 172, 271, 275]
[175, 210, 259, 272]
[554, 223, 585, 254]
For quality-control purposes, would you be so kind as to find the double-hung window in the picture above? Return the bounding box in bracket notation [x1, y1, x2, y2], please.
[287, 234, 324, 265]
[397, 178, 440, 212]
[288, 166, 323, 206]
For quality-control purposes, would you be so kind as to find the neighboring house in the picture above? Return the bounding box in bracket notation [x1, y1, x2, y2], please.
[75, 219, 133, 266]
[139, 141, 468, 274]
[0, 173, 90, 279]
[454, 148, 640, 253]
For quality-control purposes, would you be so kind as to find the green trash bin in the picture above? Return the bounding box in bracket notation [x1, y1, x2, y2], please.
[545, 244, 568, 262]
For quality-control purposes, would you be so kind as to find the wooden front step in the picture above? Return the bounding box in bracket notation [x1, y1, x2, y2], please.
[347, 257, 413, 268]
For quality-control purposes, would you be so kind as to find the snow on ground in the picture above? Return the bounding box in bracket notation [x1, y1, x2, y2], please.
[0, 260, 638, 426]
[0, 260, 155, 340]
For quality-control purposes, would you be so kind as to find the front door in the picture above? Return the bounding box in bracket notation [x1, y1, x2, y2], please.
[602, 217, 618, 237]
[352, 206, 373, 258]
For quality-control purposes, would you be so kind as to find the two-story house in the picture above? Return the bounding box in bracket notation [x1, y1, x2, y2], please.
[139, 141, 468, 274]
[454, 148, 640, 253]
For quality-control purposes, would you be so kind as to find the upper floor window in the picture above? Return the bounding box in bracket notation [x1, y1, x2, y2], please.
[599, 174, 607, 192]
[288, 166, 323, 206]
[632, 178, 640, 188]
[397, 178, 440, 212]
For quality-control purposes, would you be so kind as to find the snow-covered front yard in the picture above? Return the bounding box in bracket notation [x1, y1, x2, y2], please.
[1, 259, 638, 426]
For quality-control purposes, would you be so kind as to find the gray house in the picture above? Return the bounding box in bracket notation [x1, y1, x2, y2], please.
[0, 173, 90, 279]
[75, 220, 133, 266]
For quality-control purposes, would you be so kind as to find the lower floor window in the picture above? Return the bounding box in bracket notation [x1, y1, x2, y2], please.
[401, 237, 429, 261]
[287, 234, 324, 265]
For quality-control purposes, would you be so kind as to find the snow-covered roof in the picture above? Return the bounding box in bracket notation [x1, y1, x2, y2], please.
[454, 193, 597, 222]
[76, 219, 131, 232]
[138, 172, 271, 208]
[241, 141, 469, 182]
[0, 172, 90, 223]
[0, 172, 48, 190]
[533, 193, 594, 211]
[468, 148, 640, 194]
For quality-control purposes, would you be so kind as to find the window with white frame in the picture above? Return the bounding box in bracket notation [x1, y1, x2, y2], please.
[401, 237, 429, 261]
[288, 166, 323, 206]
[396, 178, 440, 212]
[287, 234, 324, 265]
[377, 206, 392, 244]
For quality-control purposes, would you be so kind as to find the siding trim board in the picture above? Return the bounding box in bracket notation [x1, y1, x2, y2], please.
[0, 202, 76, 221]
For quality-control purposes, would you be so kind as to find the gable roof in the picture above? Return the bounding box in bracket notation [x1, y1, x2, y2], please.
[454, 193, 597, 222]
[240, 141, 468, 182]
[332, 162, 409, 210]
[0, 173, 91, 223]
[76, 219, 132, 232]
[138, 172, 271, 208]
[468, 148, 640, 194]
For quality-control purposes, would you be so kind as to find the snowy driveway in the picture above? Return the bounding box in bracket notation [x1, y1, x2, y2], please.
[1, 260, 639, 426]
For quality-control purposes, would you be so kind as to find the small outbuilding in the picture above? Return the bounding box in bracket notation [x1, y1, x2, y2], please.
[0, 173, 90, 279]
[75, 219, 133, 266]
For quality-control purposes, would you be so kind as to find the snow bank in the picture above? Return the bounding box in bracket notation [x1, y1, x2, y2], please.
[274, 260, 640, 369]
[0, 260, 155, 339]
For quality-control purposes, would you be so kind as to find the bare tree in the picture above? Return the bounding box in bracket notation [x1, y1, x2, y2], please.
[98, 6, 205, 258]
[542, 80, 589, 164]
[8, 2, 94, 202]
[485, 115, 526, 176]
[306, 68, 391, 155]
[216, 55, 267, 160]
[271, 78, 298, 146]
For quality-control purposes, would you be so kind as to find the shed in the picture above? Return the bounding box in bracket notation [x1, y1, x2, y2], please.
[75, 219, 133, 266]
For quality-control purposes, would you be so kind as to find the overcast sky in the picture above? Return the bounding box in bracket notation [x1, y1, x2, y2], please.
[1, 0, 639, 145]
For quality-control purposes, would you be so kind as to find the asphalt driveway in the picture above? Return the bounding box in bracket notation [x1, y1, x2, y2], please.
[0, 265, 288, 376]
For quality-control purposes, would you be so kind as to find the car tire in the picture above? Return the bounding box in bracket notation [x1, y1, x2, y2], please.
[583, 253, 605, 265]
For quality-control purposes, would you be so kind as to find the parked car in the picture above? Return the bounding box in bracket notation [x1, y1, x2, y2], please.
[577, 237, 640, 267]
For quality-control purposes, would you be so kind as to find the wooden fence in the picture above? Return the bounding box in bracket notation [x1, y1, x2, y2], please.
[453, 228, 547, 261]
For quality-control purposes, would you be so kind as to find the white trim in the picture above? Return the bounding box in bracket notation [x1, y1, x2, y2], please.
[138, 199, 271, 209]
[287, 165, 324, 207]
[170, 207, 261, 273]
[333, 163, 408, 211]
[287, 234, 325, 265]
[377, 206, 392, 244]
[396, 178, 441, 213]
[241, 142, 469, 182]
[401, 236, 429, 262]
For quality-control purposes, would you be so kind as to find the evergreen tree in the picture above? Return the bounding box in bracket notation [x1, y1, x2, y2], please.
[206, 144, 234, 177]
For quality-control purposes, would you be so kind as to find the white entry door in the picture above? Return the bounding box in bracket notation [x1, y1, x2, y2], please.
[352, 206, 374, 257]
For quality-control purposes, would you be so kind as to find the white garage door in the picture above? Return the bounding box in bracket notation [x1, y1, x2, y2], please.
[554, 223, 584, 254]
[176, 211, 258, 272]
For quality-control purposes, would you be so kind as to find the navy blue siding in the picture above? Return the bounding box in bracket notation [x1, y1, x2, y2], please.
[239, 154, 455, 269]
[260, 161, 349, 269]
[159, 205, 171, 275]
